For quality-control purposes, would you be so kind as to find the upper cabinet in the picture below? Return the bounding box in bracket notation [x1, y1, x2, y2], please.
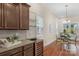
[4, 3, 19, 29]
[0, 3, 30, 30]
[0, 4, 3, 29]
[20, 4, 30, 30]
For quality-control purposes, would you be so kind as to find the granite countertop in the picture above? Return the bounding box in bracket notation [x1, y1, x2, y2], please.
[0, 39, 34, 53]
[27, 38, 43, 42]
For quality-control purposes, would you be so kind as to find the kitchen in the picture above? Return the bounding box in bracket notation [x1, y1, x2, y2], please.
[0, 3, 44, 56]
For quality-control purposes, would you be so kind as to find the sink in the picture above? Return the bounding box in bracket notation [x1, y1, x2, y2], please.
[0, 40, 22, 48]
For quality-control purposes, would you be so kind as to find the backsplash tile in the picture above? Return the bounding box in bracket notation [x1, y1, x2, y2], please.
[26, 27, 36, 39]
[0, 30, 27, 40]
[0, 26, 36, 40]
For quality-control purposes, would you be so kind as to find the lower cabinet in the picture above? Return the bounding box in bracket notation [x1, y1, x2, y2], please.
[0, 47, 22, 56]
[23, 43, 34, 56]
[0, 43, 34, 56]
[0, 40, 43, 56]
[24, 50, 33, 56]
[12, 52, 23, 56]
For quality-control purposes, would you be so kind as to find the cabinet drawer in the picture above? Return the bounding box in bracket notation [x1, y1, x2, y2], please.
[24, 47, 34, 56]
[12, 52, 23, 56]
[24, 43, 33, 50]
[0, 47, 22, 56]
[24, 47, 33, 52]
[24, 50, 33, 56]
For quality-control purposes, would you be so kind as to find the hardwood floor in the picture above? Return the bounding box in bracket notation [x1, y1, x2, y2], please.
[44, 41, 79, 56]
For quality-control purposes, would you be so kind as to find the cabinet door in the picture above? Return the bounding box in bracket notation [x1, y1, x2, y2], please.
[0, 4, 3, 29]
[12, 52, 23, 56]
[0, 47, 22, 56]
[24, 48, 34, 56]
[23, 43, 34, 56]
[20, 4, 30, 30]
[4, 3, 19, 29]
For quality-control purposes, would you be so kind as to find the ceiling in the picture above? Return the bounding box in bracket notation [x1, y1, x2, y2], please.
[42, 3, 79, 17]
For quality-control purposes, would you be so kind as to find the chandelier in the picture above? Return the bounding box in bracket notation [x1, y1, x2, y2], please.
[63, 5, 70, 23]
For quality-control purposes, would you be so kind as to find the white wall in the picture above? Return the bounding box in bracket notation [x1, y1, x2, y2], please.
[26, 3, 44, 39]
[42, 8, 57, 46]
[28, 3, 57, 46]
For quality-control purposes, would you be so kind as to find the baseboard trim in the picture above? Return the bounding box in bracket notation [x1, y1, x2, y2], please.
[44, 40, 56, 48]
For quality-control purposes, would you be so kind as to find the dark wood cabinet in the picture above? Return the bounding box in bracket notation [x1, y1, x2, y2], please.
[0, 4, 3, 29]
[0, 40, 43, 56]
[12, 52, 23, 56]
[23, 43, 34, 56]
[20, 4, 30, 30]
[0, 47, 22, 56]
[3, 3, 19, 29]
[24, 50, 33, 56]
[0, 3, 30, 30]
[0, 43, 34, 56]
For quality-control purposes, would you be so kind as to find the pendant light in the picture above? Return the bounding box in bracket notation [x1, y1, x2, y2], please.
[63, 5, 70, 23]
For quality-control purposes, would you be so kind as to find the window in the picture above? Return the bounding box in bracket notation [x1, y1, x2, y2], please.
[36, 15, 44, 34]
